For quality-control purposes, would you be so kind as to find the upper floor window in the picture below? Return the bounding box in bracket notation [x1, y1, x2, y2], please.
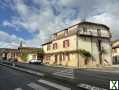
[53, 33, 57, 40]
[63, 40, 69, 48]
[64, 29, 68, 36]
[53, 43, 57, 49]
[97, 29, 101, 36]
[47, 44, 51, 51]
[83, 27, 87, 32]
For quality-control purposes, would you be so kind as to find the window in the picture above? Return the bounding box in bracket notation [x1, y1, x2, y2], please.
[46, 55, 50, 60]
[63, 40, 69, 48]
[97, 29, 101, 36]
[53, 43, 57, 49]
[64, 30, 68, 36]
[63, 53, 70, 60]
[83, 27, 87, 32]
[47, 44, 51, 51]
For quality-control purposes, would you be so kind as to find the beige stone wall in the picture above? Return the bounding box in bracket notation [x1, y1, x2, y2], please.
[43, 23, 112, 68]
[78, 37, 112, 67]
[43, 53, 78, 67]
[43, 35, 77, 54]
[113, 48, 119, 56]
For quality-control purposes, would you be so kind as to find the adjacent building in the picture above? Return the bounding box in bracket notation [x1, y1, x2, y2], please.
[112, 40, 119, 64]
[0, 48, 18, 60]
[0, 42, 43, 62]
[42, 21, 112, 68]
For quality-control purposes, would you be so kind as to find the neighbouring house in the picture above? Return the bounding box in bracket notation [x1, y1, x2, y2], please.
[42, 21, 112, 68]
[112, 40, 119, 64]
[17, 43, 43, 62]
[0, 42, 43, 63]
[0, 48, 18, 60]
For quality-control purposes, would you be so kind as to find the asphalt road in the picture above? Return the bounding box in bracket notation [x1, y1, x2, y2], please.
[0, 65, 81, 90]
[14, 62, 119, 89]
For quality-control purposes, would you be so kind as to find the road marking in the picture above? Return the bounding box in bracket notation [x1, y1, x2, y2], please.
[27, 82, 48, 90]
[38, 79, 71, 90]
[14, 88, 23, 90]
[53, 69, 74, 79]
[77, 83, 107, 90]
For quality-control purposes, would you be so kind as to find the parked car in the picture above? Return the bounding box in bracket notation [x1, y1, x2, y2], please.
[29, 59, 42, 64]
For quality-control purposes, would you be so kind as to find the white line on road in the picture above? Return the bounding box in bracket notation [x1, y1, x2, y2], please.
[14, 88, 23, 90]
[77, 83, 107, 90]
[27, 82, 49, 90]
[38, 79, 71, 90]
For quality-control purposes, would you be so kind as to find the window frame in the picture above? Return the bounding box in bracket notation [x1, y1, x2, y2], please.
[63, 39, 70, 48]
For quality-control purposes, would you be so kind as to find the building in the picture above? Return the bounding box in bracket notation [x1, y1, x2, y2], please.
[18, 46, 43, 62]
[0, 48, 18, 60]
[0, 42, 43, 62]
[112, 40, 119, 64]
[42, 21, 112, 68]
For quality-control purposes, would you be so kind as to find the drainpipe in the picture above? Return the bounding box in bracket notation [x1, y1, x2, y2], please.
[89, 31, 93, 63]
[76, 30, 79, 68]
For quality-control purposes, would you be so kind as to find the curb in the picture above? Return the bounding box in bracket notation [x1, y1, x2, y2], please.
[0, 63, 108, 90]
[0, 63, 82, 89]
[0, 63, 45, 77]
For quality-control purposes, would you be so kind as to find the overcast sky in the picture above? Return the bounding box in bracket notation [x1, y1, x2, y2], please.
[0, 0, 119, 48]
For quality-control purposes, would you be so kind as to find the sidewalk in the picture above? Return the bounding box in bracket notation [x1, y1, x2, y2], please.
[85, 65, 119, 73]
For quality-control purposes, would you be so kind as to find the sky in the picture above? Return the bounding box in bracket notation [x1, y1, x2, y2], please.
[0, 0, 119, 48]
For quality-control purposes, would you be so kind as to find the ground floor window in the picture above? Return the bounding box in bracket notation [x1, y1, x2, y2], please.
[113, 56, 119, 64]
[45, 55, 50, 60]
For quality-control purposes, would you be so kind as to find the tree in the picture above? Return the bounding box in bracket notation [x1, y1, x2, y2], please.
[38, 48, 44, 53]
[78, 49, 92, 65]
[21, 53, 28, 62]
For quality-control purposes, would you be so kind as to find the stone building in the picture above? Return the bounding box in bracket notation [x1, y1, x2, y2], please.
[42, 21, 112, 68]
[0, 42, 43, 62]
[112, 40, 119, 64]
[0, 48, 18, 60]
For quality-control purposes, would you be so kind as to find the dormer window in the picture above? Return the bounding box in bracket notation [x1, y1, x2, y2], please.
[64, 29, 68, 36]
[54, 33, 57, 40]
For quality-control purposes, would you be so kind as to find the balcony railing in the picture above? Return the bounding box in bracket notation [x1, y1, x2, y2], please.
[78, 30, 110, 38]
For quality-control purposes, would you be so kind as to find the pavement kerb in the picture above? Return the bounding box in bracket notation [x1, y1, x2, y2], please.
[0, 63, 83, 89]
[0, 63, 45, 77]
[0, 63, 108, 90]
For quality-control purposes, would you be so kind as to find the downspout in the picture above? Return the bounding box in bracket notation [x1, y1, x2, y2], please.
[76, 30, 79, 68]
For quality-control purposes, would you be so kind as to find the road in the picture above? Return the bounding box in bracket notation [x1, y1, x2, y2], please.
[14, 62, 119, 89]
[0, 65, 81, 90]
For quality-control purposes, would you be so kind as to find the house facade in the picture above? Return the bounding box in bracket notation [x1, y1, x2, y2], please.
[42, 22, 112, 68]
[112, 40, 119, 64]
[0, 42, 43, 62]
[0, 48, 18, 60]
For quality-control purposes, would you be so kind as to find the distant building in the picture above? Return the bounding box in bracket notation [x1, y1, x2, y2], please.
[112, 40, 119, 64]
[0, 48, 18, 60]
[0, 42, 43, 62]
[42, 21, 112, 68]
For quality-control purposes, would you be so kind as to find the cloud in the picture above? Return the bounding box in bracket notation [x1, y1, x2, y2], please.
[0, 31, 24, 48]
[1, 0, 119, 48]
[2, 20, 16, 28]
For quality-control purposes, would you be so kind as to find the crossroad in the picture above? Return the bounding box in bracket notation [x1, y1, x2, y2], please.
[14, 79, 71, 90]
[53, 69, 74, 79]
